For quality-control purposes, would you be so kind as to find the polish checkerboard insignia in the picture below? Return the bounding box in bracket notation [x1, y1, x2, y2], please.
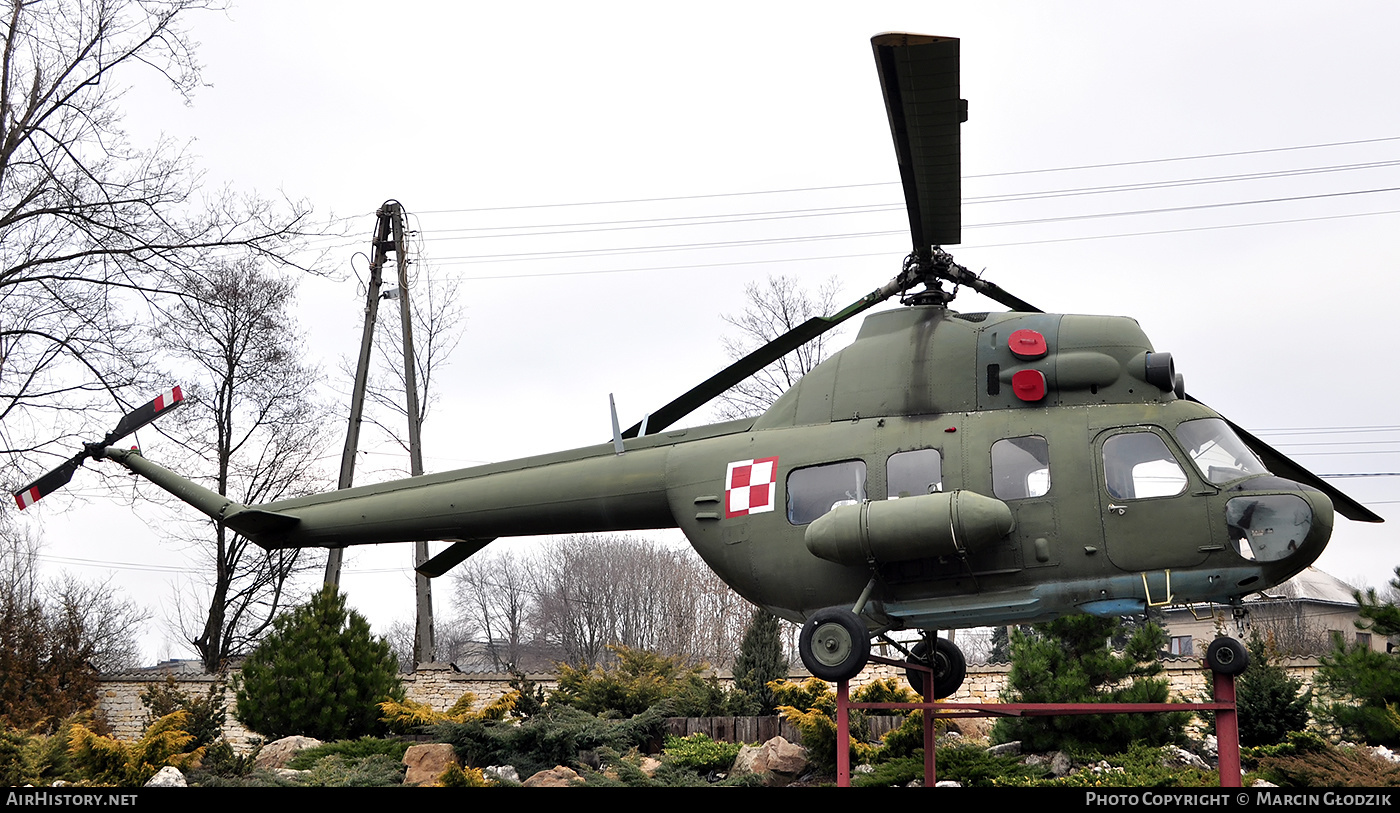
[725, 456, 778, 518]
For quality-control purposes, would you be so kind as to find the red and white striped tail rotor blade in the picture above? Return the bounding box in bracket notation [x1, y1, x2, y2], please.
[12, 386, 185, 510]
[106, 386, 184, 444]
[11, 456, 84, 511]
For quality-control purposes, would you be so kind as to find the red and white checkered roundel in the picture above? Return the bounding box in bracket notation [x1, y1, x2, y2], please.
[725, 456, 779, 518]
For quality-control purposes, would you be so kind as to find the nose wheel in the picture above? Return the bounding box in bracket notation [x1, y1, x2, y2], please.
[799, 607, 872, 682]
[904, 635, 966, 699]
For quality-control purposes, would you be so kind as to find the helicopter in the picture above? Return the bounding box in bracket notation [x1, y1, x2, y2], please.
[13, 33, 1382, 697]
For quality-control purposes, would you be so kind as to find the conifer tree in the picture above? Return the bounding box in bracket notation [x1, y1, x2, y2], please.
[733, 609, 789, 715]
[1315, 566, 1400, 744]
[1235, 634, 1310, 746]
[992, 615, 1187, 753]
[233, 588, 403, 741]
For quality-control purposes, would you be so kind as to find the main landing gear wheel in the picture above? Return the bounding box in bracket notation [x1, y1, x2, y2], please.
[904, 636, 966, 699]
[1205, 636, 1250, 675]
[799, 607, 871, 682]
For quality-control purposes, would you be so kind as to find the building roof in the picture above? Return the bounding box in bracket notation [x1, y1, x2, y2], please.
[1249, 567, 1360, 607]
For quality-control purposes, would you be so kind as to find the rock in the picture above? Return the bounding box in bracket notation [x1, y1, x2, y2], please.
[638, 757, 663, 778]
[935, 780, 963, 787]
[486, 765, 520, 784]
[403, 743, 459, 786]
[1201, 734, 1219, 759]
[255, 735, 323, 770]
[987, 741, 1021, 757]
[523, 766, 585, 787]
[731, 736, 809, 787]
[1161, 745, 1210, 771]
[144, 766, 186, 787]
[1049, 751, 1073, 777]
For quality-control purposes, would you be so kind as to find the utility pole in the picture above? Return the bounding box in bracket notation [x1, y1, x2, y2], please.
[325, 202, 396, 587]
[325, 200, 435, 665]
[391, 207, 436, 666]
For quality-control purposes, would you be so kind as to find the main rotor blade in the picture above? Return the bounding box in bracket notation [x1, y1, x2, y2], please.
[417, 538, 496, 578]
[1220, 414, 1384, 523]
[872, 33, 965, 250]
[621, 277, 910, 438]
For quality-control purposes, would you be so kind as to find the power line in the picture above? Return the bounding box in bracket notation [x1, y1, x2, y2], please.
[408, 135, 1400, 215]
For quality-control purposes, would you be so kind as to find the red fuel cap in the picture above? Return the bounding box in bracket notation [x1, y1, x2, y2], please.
[1012, 369, 1047, 401]
[1008, 329, 1047, 360]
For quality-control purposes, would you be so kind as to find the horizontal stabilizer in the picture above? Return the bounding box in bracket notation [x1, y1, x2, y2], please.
[224, 508, 302, 538]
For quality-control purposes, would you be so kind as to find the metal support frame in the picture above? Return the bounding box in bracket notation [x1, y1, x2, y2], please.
[835, 653, 1242, 787]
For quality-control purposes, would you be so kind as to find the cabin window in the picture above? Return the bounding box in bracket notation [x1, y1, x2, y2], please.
[1174, 418, 1269, 484]
[1169, 636, 1193, 657]
[1102, 431, 1187, 499]
[787, 460, 867, 525]
[991, 436, 1050, 500]
[887, 449, 942, 498]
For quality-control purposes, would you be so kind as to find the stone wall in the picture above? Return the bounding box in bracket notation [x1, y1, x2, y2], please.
[97, 656, 1324, 744]
[96, 665, 557, 746]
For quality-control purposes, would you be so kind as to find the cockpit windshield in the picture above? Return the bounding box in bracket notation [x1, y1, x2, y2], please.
[1173, 418, 1270, 484]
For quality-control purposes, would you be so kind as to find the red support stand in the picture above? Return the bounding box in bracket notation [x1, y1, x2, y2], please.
[1214, 671, 1242, 787]
[835, 655, 1242, 788]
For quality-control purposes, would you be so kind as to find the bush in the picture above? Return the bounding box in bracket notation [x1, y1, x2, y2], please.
[770, 677, 878, 774]
[1233, 634, 1310, 746]
[1255, 740, 1400, 787]
[434, 703, 669, 778]
[663, 732, 743, 773]
[731, 610, 789, 715]
[1314, 568, 1400, 745]
[378, 691, 518, 734]
[233, 587, 403, 741]
[992, 615, 1188, 753]
[67, 711, 202, 786]
[139, 676, 226, 750]
[550, 645, 736, 717]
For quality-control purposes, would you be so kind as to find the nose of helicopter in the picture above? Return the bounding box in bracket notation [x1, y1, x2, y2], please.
[1223, 476, 1334, 566]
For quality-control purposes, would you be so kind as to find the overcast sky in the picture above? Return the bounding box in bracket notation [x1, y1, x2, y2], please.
[18, 1, 1400, 664]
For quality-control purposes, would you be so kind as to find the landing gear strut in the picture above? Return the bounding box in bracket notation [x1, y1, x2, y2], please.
[799, 606, 871, 682]
[904, 634, 966, 699]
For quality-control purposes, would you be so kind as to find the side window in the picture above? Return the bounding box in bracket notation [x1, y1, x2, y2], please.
[888, 449, 942, 498]
[1102, 432, 1187, 499]
[787, 460, 866, 525]
[992, 436, 1050, 500]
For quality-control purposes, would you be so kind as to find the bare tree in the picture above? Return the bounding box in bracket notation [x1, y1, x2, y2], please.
[360, 267, 465, 460]
[1, 520, 146, 728]
[453, 550, 534, 672]
[713, 274, 842, 420]
[158, 259, 331, 672]
[0, 0, 319, 496]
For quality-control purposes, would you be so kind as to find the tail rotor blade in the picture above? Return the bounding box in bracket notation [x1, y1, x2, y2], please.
[13, 455, 85, 510]
[106, 386, 185, 445]
[11, 385, 185, 510]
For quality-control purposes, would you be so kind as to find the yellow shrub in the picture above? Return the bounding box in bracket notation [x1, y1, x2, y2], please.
[379, 690, 521, 733]
[68, 711, 204, 786]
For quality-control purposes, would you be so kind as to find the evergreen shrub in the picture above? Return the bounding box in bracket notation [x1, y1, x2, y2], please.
[233, 587, 403, 741]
